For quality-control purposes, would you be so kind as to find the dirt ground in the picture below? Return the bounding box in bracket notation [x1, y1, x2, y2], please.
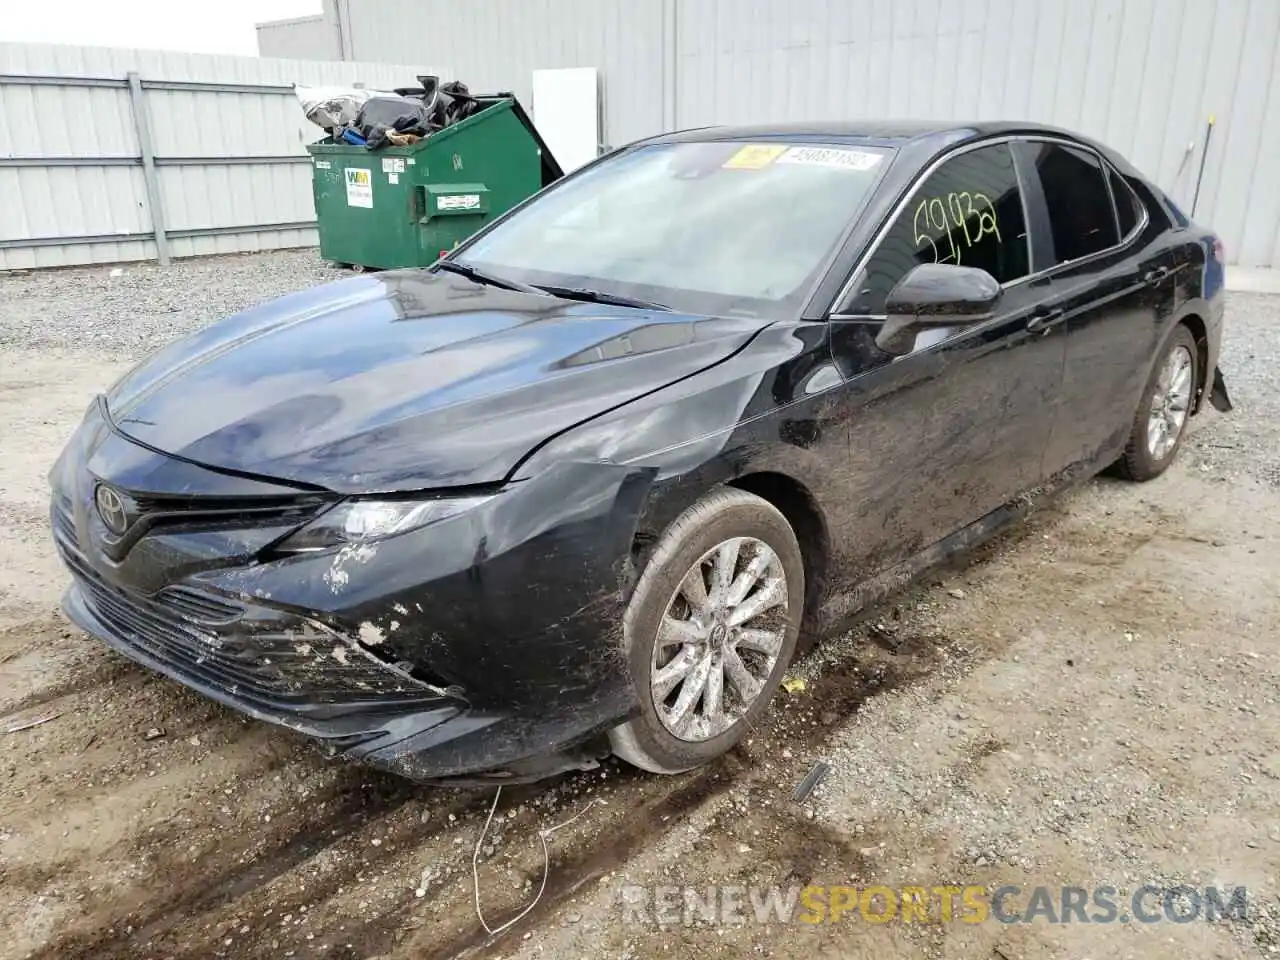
[1, 287, 1277, 960]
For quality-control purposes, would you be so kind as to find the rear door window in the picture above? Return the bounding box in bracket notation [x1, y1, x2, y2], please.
[851, 143, 1030, 314]
[1109, 169, 1143, 239]
[1026, 143, 1121, 263]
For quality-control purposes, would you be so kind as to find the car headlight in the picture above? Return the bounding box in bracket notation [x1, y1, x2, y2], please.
[276, 496, 495, 553]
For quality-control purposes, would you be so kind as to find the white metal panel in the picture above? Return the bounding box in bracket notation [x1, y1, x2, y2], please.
[0, 42, 442, 269]
[257, 16, 337, 61]
[532, 67, 600, 172]
[1209, 0, 1279, 266]
[1242, 19, 1280, 266]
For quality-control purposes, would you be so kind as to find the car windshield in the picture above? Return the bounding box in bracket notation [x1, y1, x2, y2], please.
[455, 140, 893, 318]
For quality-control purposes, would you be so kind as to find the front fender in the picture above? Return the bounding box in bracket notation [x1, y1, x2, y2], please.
[512, 321, 842, 538]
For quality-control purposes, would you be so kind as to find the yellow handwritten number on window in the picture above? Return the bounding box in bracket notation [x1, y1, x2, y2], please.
[912, 192, 1002, 267]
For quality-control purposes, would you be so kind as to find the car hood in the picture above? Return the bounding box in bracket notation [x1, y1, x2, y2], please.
[106, 270, 767, 492]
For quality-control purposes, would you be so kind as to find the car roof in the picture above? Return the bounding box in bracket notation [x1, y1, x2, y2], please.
[645, 119, 1139, 184]
[650, 119, 1082, 148]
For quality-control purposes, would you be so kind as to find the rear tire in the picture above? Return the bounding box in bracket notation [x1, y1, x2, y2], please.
[609, 489, 804, 774]
[1116, 325, 1199, 482]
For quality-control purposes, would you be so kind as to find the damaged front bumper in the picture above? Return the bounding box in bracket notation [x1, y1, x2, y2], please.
[61, 570, 616, 785]
[50, 411, 649, 784]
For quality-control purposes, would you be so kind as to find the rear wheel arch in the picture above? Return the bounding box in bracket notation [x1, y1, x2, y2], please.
[1116, 324, 1199, 481]
[1176, 313, 1209, 413]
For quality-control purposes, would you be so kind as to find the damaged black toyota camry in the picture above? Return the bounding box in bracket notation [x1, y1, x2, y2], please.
[51, 122, 1231, 784]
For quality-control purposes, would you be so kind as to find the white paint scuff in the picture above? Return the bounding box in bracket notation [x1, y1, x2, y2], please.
[323, 543, 378, 594]
[358, 622, 387, 646]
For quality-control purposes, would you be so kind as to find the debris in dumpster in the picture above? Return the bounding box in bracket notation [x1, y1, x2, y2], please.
[296, 75, 489, 151]
[295, 85, 387, 131]
[432, 79, 482, 126]
[354, 95, 433, 149]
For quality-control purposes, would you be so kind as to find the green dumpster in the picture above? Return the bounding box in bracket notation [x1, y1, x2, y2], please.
[307, 96, 562, 270]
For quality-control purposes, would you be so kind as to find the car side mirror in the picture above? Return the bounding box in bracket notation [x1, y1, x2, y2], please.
[874, 263, 1002, 356]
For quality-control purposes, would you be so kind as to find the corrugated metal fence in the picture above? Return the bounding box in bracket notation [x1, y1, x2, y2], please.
[0, 43, 442, 270]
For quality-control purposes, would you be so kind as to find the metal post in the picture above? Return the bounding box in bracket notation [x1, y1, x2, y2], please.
[126, 71, 170, 266]
[1191, 114, 1215, 220]
[664, 0, 680, 131]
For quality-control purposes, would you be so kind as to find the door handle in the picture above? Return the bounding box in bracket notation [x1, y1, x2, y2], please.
[1143, 265, 1172, 285]
[1026, 307, 1066, 334]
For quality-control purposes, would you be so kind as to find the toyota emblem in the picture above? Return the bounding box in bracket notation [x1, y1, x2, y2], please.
[95, 484, 129, 536]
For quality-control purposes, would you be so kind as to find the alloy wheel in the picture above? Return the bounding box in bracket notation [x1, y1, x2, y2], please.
[649, 536, 789, 742]
[1147, 344, 1194, 460]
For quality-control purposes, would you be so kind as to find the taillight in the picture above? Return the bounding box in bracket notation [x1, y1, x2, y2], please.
[1211, 238, 1225, 264]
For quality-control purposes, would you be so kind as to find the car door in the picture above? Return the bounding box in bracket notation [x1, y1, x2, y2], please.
[1014, 139, 1180, 479]
[825, 141, 1066, 584]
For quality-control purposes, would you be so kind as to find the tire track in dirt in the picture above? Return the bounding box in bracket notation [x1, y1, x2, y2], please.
[60, 640, 945, 960]
[26, 770, 417, 960]
[1, 650, 140, 721]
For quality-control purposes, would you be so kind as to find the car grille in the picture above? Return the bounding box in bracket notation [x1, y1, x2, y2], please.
[51, 493, 428, 708]
[51, 491, 77, 543]
[156, 587, 243, 625]
[130, 493, 329, 532]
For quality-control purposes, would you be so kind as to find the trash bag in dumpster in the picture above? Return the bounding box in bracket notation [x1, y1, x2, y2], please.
[355, 95, 434, 150]
[393, 76, 482, 127]
[295, 86, 391, 131]
[438, 80, 481, 125]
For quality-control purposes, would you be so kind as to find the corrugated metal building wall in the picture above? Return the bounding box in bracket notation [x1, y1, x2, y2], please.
[327, 0, 670, 149]
[266, 0, 1280, 268]
[256, 15, 337, 62]
[0, 43, 441, 269]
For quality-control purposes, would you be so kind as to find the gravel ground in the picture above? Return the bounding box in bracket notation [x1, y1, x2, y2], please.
[0, 250, 335, 358]
[0, 252, 1275, 960]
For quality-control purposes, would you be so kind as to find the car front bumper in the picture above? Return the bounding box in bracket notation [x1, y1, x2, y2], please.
[63, 577, 613, 783]
[51, 409, 654, 784]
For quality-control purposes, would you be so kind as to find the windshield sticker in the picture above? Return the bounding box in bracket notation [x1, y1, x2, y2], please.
[776, 146, 882, 171]
[722, 144, 788, 170]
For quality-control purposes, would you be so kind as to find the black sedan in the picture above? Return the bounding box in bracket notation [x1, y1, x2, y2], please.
[50, 121, 1231, 784]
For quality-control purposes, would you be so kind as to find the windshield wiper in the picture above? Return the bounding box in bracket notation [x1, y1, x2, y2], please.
[434, 262, 672, 311]
[535, 284, 672, 312]
[432, 260, 543, 295]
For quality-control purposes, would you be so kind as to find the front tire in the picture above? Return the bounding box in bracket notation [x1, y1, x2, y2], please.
[609, 488, 805, 774]
[1116, 325, 1199, 482]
